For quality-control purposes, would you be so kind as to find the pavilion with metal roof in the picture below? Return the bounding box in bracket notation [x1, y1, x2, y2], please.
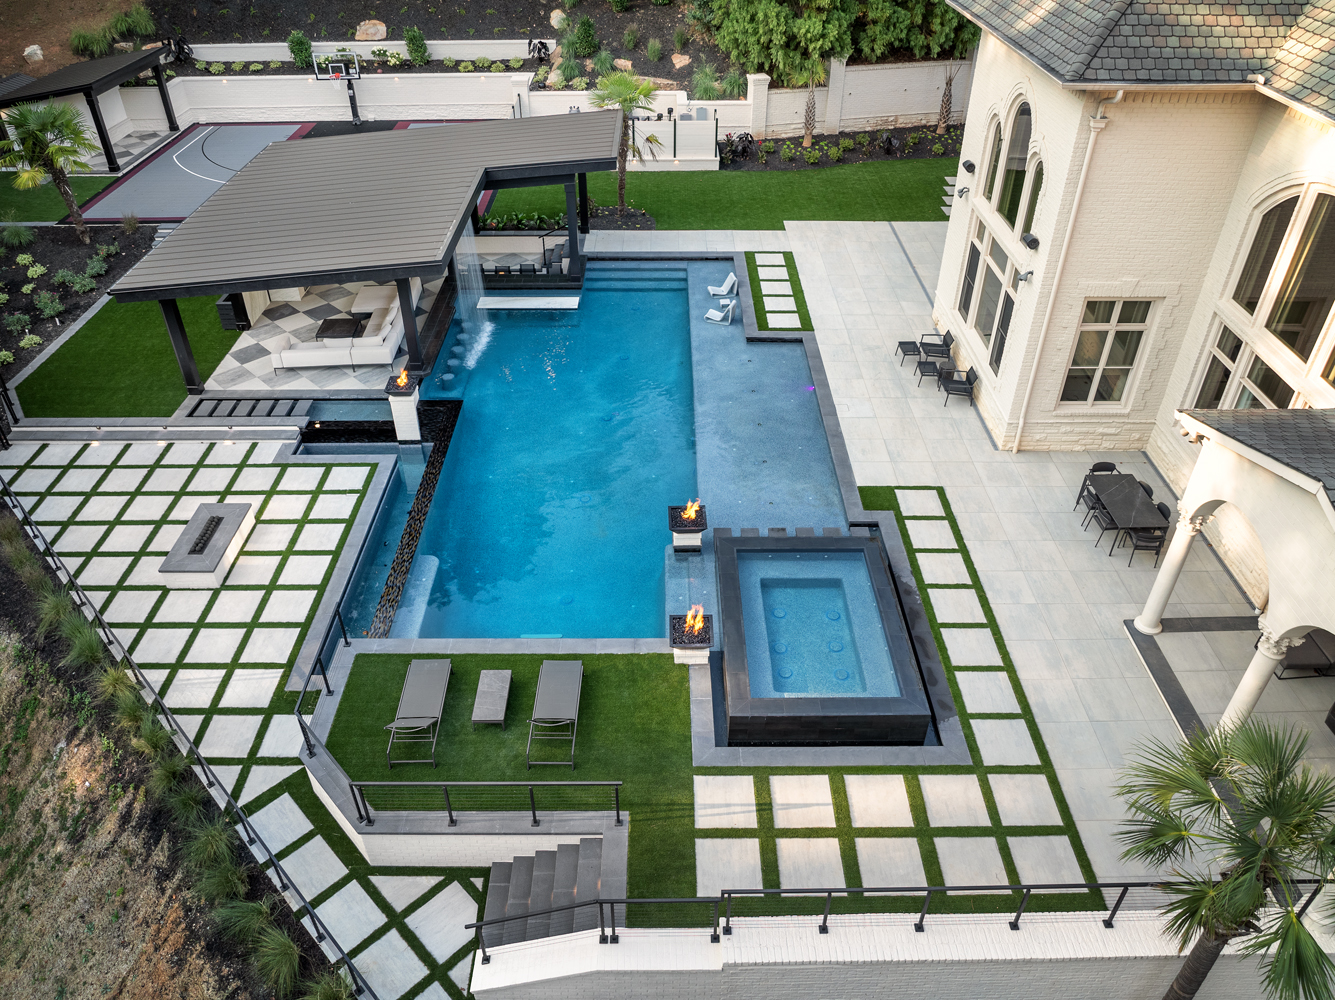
[110, 110, 622, 391]
[0, 48, 179, 171]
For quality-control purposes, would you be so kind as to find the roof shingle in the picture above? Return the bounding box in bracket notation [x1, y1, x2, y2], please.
[1182, 408, 1335, 506]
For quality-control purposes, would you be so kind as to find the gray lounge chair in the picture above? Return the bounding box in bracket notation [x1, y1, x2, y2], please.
[526, 660, 583, 770]
[385, 659, 451, 769]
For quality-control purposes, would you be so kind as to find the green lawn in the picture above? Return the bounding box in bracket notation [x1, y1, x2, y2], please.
[16, 296, 238, 418]
[489, 158, 956, 230]
[0, 176, 117, 222]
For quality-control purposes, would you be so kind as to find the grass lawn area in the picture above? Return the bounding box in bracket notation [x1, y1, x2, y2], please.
[0, 176, 117, 222]
[16, 296, 238, 418]
[489, 158, 956, 230]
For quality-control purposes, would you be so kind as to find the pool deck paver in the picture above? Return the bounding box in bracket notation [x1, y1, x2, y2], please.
[695, 838, 763, 897]
[693, 775, 758, 829]
[934, 837, 1009, 889]
[855, 838, 927, 890]
[844, 774, 913, 828]
[405, 881, 479, 962]
[919, 774, 990, 828]
[371, 875, 442, 911]
[775, 838, 845, 891]
[769, 775, 837, 828]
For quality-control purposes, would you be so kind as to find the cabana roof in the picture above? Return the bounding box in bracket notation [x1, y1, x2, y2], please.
[1181, 408, 1335, 507]
[0, 49, 166, 105]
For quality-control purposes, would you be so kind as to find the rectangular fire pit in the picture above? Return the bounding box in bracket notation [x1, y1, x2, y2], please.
[159, 503, 255, 589]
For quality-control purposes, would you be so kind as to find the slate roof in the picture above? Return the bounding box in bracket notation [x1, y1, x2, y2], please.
[0, 49, 165, 106]
[0, 73, 37, 99]
[1182, 408, 1335, 505]
[948, 1, 1335, 117]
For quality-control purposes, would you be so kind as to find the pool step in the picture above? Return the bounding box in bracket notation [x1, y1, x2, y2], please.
[482, 837, 605, 945]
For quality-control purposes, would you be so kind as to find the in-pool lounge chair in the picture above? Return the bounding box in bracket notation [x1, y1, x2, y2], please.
[704, 299, 735, 325]
[708, 272, 738, 297]
[526, 660, 583, 770]
[385, 658, 451, 768]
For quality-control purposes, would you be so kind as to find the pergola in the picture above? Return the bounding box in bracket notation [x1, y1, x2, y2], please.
[0, 48, 178, 172]
[110, 110, 622, 391]
[1133, 407, 1335, 729]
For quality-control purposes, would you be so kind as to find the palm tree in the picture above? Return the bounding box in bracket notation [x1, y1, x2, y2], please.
[588, 72, 662, 215]
[0, 102, 99, 244]
[790, 57, 828, 148]
[1116, 720, 1335, 1000]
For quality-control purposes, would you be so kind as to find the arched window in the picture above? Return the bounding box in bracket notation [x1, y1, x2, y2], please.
[997, 103, 1032, 227]
[1021, 160, 1043, 234]
[982, 121, 1003, 201]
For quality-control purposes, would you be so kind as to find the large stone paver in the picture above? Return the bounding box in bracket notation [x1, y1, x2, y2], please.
[694, 775, 757, 829]
[972, 719, 1040, 766]
[989, 773, 1063, 827]
[919, 775, 989, 827]
[844, 774, 912, 827]
[953, 671, 1021, 714]
[405, 882, 477, 961]
[355, 930, 428, 1000]
[278, 836, 347, 900]
[163, 668, 226, 708]
[934, 837, 1008, 889]
[242, 793, 313, 855]
[371, 875, 440, 912]
[855, 838, 926, 890]
[1008, 835, 1084, 888]
[695, 839, 762, 896]
[238, 764, 300, 803]
[198, 715, 262, 758]
[770, 775, 836, 828]
[315, 881, 384, 951]
[775, 838, 845, 890]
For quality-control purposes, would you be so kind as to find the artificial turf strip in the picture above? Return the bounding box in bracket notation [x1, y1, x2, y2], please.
[0, 176, 117, 222]
[745, 251, 813, 332]
[488, 158, 958, 230]
[16, 295, 238, 418]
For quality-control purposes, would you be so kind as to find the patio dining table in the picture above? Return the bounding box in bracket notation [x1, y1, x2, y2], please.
[1090, 473, 1170, 534]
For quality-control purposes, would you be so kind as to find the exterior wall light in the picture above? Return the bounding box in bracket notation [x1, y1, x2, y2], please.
[962, 159, 975, 173]
[956, 186, 969, 196]
[1016, 270, 1033, 282]
[1020, 232, 1040, 250]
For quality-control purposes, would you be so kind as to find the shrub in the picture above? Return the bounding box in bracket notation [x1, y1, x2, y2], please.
[828, 145, 843, 162]
[646, 38, 662, 60]
[780, 142, 795, 161]
[131, 714, 173, 757]
[96, 241, 119, 257]
[227, 61, 243, 72]
[1, 221, 34, 248]
[185, 817, 238, 870]
[385, 51, 406, 67]
[195, 59, 207, 71]
[370, 46, 390, 60]
[673, 26, 688, 50]
[803, 146, 820, 164]
[720, 68, 745, 98]
[509, 56, 524, 69]
[146, 748, 187, 794]
[0, 351, 13, 365]
[691, 61, 719, 99]
[489, 60, 507, 73]
[269, 60, 282, 68]
[165, 781, 208, 825]
[287, 30, 313, 68]
[457, 60, 475, 72]
[248, 62, 263, 72]
[35, 588, 74, 643]
[405, 26, 430, 64]
[70, 27, 113, 58]
[18, 334, 41, 349]
[856, 132, 870, 147]
[121, 212, 140, 234]
[51, 268, 77, 286]
[0, 293, 7, 306]
[20, 283, 35, 294]
[59, 614, 105, 669]
[572, 15, 598, 56]
[94, 664, 135, 703]
[70, 274, 97, 293]
[838, 136, 854, 151]
[216, 895, 279, 949]
[570, 76, 589, 90]
[254, 927, 302, 996]
[761, 139, 775, 153]
[209, 63, 225, 74]
[84, 257, 108, 278]
[651, 0, 672, 6]
[757, 150, 767, 164]
[593, 48, 614, 75]
[25, 262, 46, 279]
[198, 854, 249, 902]
[622, 24, 639, 48]
[440, 56, 457, 68]
[15, 253, 33, 266]
[610, 0, 629, 11]
[33, 291, 63, 319]
[932, 142, 945, 155]
[111, 4, 155, 36]
[4, 314, 30, 333]
[300, 971, 355, 1000]
[559, 57, 581, 82]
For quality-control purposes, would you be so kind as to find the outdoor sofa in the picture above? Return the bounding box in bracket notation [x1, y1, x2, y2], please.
[271, 279, 421, 370]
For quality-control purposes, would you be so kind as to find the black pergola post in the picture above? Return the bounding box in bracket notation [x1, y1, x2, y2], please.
[83, 89, 119, 172]
[577, 172, 589, 234]
[397, 277, 423, 373]
[151, 63, 179, 131]
[564, 180, 582, 277]
[159, 298, 202, 393]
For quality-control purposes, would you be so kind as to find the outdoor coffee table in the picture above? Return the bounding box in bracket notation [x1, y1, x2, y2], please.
[315, 316, 364, 340]
[472, 669, 511, 729]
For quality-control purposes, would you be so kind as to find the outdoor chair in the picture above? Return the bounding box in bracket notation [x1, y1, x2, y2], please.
[935, 360, 958, 388]
[1119, 502, 1172, 567]
[1139, 480, 1154, 499]
[914, 357, 941, 387]
[922, 330, 954, 360]
[384, 659, 451, 769]
[708, 272, 738, 297]
[1073, 462, 1118, 512]
[942, 366, 978, 406]
[527, 660, 584, 770]
[1087, 505, 1119, 551]
[519, 263, 537, 276]
[704, 299, 735, 325]
[895, 341, 921, 366]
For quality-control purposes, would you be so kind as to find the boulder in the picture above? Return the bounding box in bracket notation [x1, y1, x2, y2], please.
[671, 53, 691, 70]
[550, 9, 567, 29]
[141, 41, 163, 50]
[613, 58, 632, 71]
[355, 19, 387, 41]
[113, 41, 134, 53]
[23, 44, 43, 65]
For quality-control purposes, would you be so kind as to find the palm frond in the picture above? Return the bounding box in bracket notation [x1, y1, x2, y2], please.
[1116, 800, 1200, 865]
[1239, 908, 1335, 1000]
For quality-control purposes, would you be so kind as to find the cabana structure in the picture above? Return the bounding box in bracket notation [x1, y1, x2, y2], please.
[1134, 408, 1335, 729]
[110, 111, 622, 392]
[0, 49, 178, 172]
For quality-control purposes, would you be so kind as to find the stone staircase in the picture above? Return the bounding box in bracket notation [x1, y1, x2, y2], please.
[942, 175, 957, 217]
[482, 838, 604, 946]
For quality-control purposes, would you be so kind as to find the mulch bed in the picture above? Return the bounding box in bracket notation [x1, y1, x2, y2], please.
[718, 124, 964, 172]
[0, 223, 155, 380]
[588, 205, 656, 230]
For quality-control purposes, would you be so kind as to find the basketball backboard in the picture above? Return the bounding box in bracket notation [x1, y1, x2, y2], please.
[313, 49, 362, 80]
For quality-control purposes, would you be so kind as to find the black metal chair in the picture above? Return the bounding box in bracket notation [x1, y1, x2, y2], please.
[935, 361, 958, 389]
[895, 341, 922, 366]
[922, 330, 955, 360]
[1087, 504, 1119, 550]
[1073, 461, 1117, 512]
[915, 357, 941, 387]
[519, 262, 537, 276]
[1120, 501, 1172, 567]
[1139, 480, 1154, 499]
[942, 366, 977, 405]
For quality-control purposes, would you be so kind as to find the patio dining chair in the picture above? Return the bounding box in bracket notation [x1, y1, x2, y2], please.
[942, 366, 977, 406]
[1087, 504, 1119, 551]
[922, 330, 954, 360]
[1073, 461, 1117, 512]
[1119, 501, 1172, 567]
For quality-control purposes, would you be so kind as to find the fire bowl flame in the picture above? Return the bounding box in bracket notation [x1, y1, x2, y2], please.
[668, 502, 708, 534]
[669, 606, 713, 647]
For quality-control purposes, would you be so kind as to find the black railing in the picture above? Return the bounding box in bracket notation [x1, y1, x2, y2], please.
[0, 479, 378, 999]
[348, 780, 623, 828]
[294, 607, 350, 759]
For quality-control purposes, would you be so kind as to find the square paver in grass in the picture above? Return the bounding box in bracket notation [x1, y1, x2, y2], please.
[163, 442, 209, 465]
[154, 590, 212, 622]
[35, 495, 85, 523]
[935, 837, 1009, 889]
[855, 838, 926, 891]
[762, 296, 797, 311]
[905, 520, 957, 550]
[226, 556, 280, 586]
[34, 444, 82, 465]
[353, 931, 428, 1000]
[941, 628, 1003, 666]
[405, 882, 477, 962]
[262, 494, 311, 520]
[124, 559, 171, 587]
[238, 765, 299, 803]
[76, 496, 129, 522]
[13, 467, 60, 491]
[246, 523, 295, 551]
[120, 442, 166, 464]
[187, 466, 238, 492]
[919, 774, 990, 827]
[241, 628, 300, 664]
[1007, 835, 1084, 888]
[325, 467, 368, 490]
[204, 443, 247, 464]
[77, 556, 133, 587]
[448, 960, 470, 996]
[759, 280, 793, 295]
[56, 468, 105, 492]
[896, 490, 945, 517]
[315, 882, 383, 951]
[241, 793, 313, 855]
[171, 714, 204, 740]
[695, 838, 762, 896]
[163, 667, 226, 707]
[278, 555, 330, 586]
[770, 775, 836, 828]
[693, 775, 757, 829]
[219, 667, 283, 708]
[76, 443, 124, 465]
[927, 588, 986, 624]
[755, 253, 786, 265]
[971, 719, 1040, 766]
[101, 468, 148, 492]
[916, 553, 971, 585]
[104, 590, 161, 624]
[184, 628, 246, 664]
[844, 774, 913, 827]
[310, 494, 357, 520]
[756, 266, 789, 279]
[954, 671, 1021, 714]
[776, 838, 845, 890]
[145, 467, 191, 492]
[370, 875, 440, 911]
[767, 313, 802, 328]
[207, 590, 264, 623]
[100, 524, 153, 552]
[989, 774, 1063, 827]
[233, 466, 278, 492]
[198, 714, 263, 758]
[294, 523, 344, 551]
[123, 495, 173, 521]
[257, 715, 304, 757]
[277, 836, 347, 900]
[260, 590, 316, 623]
[54, 525, 106, 553]
[169, 495, 219, 521]
[278, 467, 324, 492]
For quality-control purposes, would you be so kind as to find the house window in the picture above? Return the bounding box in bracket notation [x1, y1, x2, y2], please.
[983, 122, 1003, 201]
[1021, 161, 1043, 234]
[996, 104, 1032, 228]
[1264, 193, 1335, 361]
[1232, 196, 1297, 313]
[1060, 299, 1152, 403]
[1192, 325, 1295, 409]
[957, 221, 1015, 371]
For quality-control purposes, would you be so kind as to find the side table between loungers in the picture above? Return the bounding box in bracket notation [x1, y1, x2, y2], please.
[472, 669, 512, 729]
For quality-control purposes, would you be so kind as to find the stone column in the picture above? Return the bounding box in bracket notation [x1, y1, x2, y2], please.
[1218, 618, 1305, 730]
[823, 57, 847, 135]
[1133, 507, 1212, 635]
[747, 73, 770, 138]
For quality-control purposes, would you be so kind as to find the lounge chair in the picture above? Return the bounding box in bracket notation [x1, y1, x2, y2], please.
[385, 659, 451, 769]
[527, 660, 583, 770]
[942, 366, 978, 406]
[704, 299, 735, 325]
[708, 272, 738, 297]
[922, 330, 955, 360]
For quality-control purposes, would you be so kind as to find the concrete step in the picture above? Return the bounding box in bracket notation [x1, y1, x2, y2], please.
[501, 854, 534, 945]
[573, 836, 603, 932]
[548, 842, 581, 937]
[481, 861, 512, 948]
[525, 850, 558, 941]
[941, 206, 952, 217]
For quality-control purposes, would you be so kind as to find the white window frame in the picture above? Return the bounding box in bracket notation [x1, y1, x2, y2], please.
[957, 217, 1017, 375]
[1189, 320, 1297, 410]
[1056, 298, 1157, 409]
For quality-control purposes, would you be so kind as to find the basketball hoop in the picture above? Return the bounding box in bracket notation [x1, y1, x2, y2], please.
[312, 48, 363, 125]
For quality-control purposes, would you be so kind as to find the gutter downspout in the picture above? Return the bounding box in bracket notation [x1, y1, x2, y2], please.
[1010, 90, 1122, 452]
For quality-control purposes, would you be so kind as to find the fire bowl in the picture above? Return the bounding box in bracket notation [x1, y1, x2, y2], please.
[669, 613, 714, 648]
[668, 504, 708, 533]
[385, 372, 423, 395]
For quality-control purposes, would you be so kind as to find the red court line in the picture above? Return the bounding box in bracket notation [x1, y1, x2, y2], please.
[288, 122, 318, 139]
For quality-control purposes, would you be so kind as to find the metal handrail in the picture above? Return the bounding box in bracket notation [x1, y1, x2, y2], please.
[348, 779, 623, 828]
[295, 606, 349, 759]
[0, 479, 378, 999]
